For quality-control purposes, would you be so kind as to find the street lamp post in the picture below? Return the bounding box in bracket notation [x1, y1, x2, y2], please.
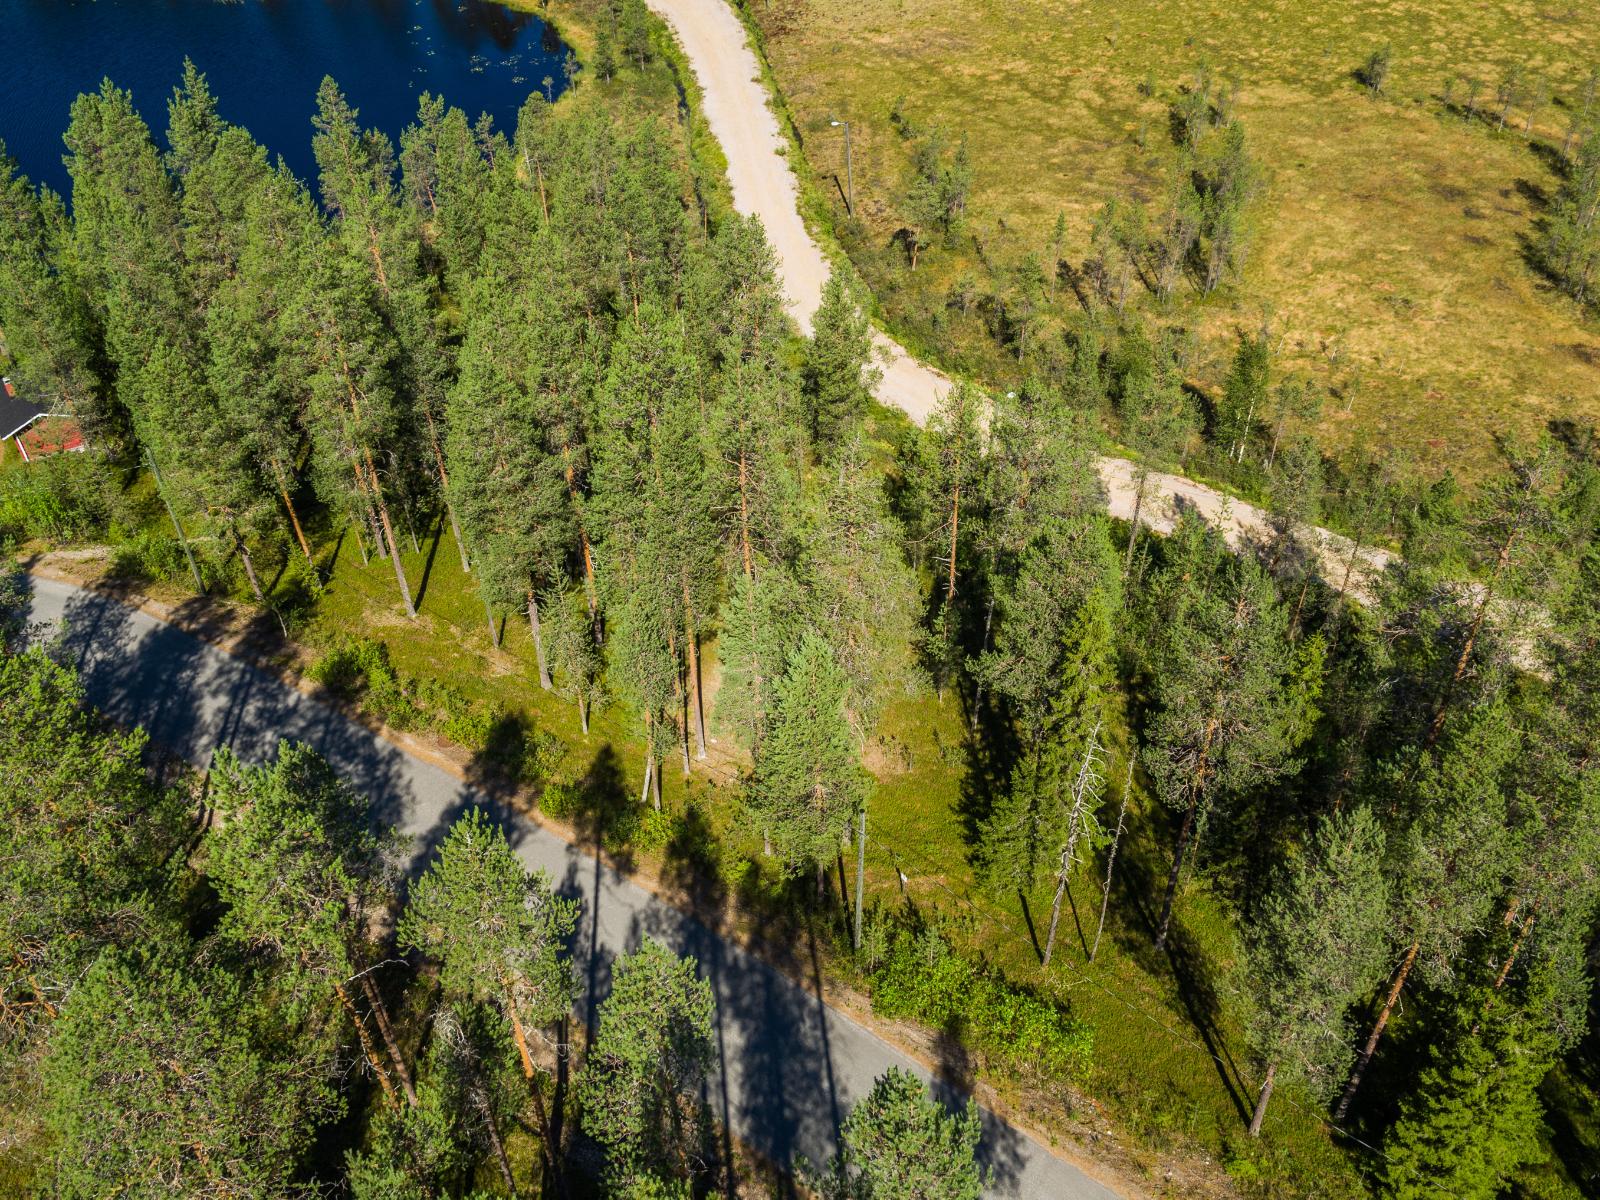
[829, 119, 853, 217]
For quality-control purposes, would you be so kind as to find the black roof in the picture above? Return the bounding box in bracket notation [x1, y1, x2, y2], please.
[0, 386, 49, 441]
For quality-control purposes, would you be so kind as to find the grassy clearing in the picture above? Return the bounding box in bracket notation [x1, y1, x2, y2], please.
[17, 424, 1366, 1194]
[746, 0, 1600, 475]
[301, 530, 1363, 1193]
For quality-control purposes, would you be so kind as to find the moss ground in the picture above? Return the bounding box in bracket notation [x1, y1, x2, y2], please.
[745, 0, 1600, 476]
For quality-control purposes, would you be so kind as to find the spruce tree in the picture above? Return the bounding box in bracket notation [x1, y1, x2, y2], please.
[1379, 989, 1554, 1198]
[802, 270, 880, 449]
[716, 566, 806, 752]
[747, 632, 873, 889]
[979, 574, 1118, 966]
[544, 584, 605, 734]
[805, 434, 923, 734]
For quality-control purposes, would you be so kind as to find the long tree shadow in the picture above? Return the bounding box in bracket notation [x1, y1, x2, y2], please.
[410, 514, 446, 612]
[1109, 821, 1252, 1127]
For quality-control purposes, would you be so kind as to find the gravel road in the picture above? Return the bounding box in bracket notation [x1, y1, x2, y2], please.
[642, 0, 1388, 592]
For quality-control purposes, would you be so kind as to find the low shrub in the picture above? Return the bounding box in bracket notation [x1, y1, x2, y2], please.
[308, 638, 464, 736]
[870, 918, 1093, 1080]
[107, 529, 189, 584]
[0, 453, 113, 542]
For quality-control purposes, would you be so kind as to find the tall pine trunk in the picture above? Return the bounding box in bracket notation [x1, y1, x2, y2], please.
[1248, 1061, 1277, 1137]
[561, 445, 600, 637]
[233, 526, 267, 606]
[359, 974, 417, 1107]
[505, 991, 563, 1186]
[738, 446, 755, 582]
[483, 585, 501, 648]
[271, 457, 314, 564]
[360, 453, 415, 617]
[335, 981, 396, 1104]
[482, 1091, 517, 1196]
[684, 588, 707, 761]
[527, 589, 552, 690]
[1154, 793, 1200, 950]
[1335, 938, 1420, 1120]
[420, 406, 470, 573]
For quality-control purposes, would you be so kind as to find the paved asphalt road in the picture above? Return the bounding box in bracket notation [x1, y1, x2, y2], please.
[24, 573, 1123, 1200]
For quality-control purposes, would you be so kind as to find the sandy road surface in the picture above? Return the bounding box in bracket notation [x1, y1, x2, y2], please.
[644, 0, 1389, 590]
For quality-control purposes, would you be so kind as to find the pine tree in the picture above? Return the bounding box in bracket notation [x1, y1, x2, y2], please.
[286, 248, 415, 614]
[593, 304, 718, 764]
[0, 145, 109, 438]
[207, 741, 414, 1105]
[709, 355, 805, 581]
[813, 1067, 986, 1200]
[1241, 806, 1389, 1136]
[918, 381, 985, 697]
[577, 938, 715, 1189]
[44, 940, 338, 1196]
[63, 80, 193, 376]
[1335, 703, 1518, 1119]
[0, 648, 187, 1044]
[399, 809, 576, 1170]
[1140, 515, 1309, 949]
[747, 633, 873, 888]
[803, 270, 880, 449]
[399, 808, 577, 1067]
[447, 233, 581, 674]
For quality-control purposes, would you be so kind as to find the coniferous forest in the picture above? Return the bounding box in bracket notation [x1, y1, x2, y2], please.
[1, 12, 1598, 1200]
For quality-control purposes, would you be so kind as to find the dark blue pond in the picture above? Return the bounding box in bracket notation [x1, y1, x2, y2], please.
[1, 0, 569, 198]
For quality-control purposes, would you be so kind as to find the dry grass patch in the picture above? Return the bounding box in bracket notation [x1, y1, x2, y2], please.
[753, 0, 1600, 474]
